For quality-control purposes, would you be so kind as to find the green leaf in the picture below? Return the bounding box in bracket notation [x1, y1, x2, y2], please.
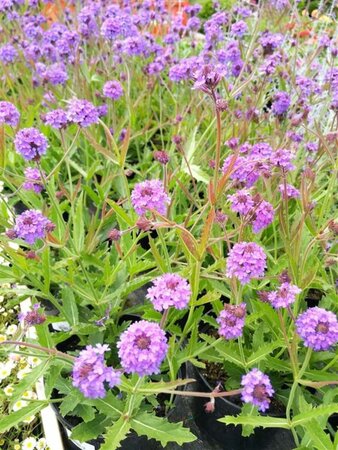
[218, 415, 290, 429]
[246, 342, 285, 367]
[0, 401, 46, 433]
[131, 412, 196, 446]
[101, 417, 131, 450]
[292, 404, 338, 426]
[212, 340, 245, 368]
[60, 286, 79, 326]
[35, 322, 53, 349]
[303, 419, 334, 450]
[89, 392, 123, 418]
[10, 359, 51, 404]
[71, 414, 111, 442]
[73, 192, 84, 253]
[60, 392, 82, 417]
[106, 199, 134, 226]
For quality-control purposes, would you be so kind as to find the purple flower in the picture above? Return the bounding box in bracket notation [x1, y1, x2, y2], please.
[259, 31, 284, 55]
[268, 282, 301, 309]
[44, 109, 68, 129]
[241, 368, 274, 412]
[72, 344, 121, 399]
[103, 80, 123, 100]
[226, 242, 267, 285]
[270, 149, 295, 171]
[43, 63, 68, 86]
[217, 303, 246, 339]
[19, 303, 46, 326]
[117, 321, 168, 377]
[251, 200, 275, 233]
[146, 273, 191, 311]
[67, 99, 99, 127]
[0, 101, 20, 126]
[192, 64, 223, 93]
[228, 189, 254, 215]
[0, 43, 18, 64]
[271, 91, 291, 117]
[13, 210, 54, 245]
[23, 167, 44, 194]
[296, 307, 338, 351]
[278, 184, 300, 199]
[131, 179, 170, 216]
[231, 20, 248, 37]
[14, 128, 48, 161]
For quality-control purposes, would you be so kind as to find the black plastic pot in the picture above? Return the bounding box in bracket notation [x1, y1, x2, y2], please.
[192, 366, 295, 450]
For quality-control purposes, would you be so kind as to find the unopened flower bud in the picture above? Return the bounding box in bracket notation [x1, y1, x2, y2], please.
[216, 98, 228, 111]
[279, 270, 291, 284]
[153, 150, 170, 165]
[108, 229, 121, 241]
[136, 217, 152, 231]
[6, 229, 17, 239]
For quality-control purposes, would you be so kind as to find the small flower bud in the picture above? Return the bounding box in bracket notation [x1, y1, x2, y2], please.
[279, 270, 291, 284]
[6, 229, 18, 239]
[136, 217, 153, 231]
[153, 150, 170, 165]
[216, 98, 228, 111]
[172, 135, 182, 145]
[108, 229, 121, 241]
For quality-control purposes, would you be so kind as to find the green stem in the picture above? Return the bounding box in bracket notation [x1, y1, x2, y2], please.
[0, 340, 74, 363]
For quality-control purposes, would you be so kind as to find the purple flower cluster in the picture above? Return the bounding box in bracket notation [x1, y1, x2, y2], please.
[23, 167, 44, 193]
[228, 189, 254, 215]
[19, 303, 46, 327]
[103, 80, 124, 100]
[66, 99, 99, 127]
[72, 344, 121, 399]
[146, 273, 191, 311]
[241, 368, 274, 412]
[226, 242, 267, 285]
[296, 307, 338, 351]
[271, 91, 291, 117]
[278, 184, 300, 199]
[131, 179, 170, 216]
[0, 43, 18, 64]
[0, 101, 20, 126]
[14, 128, 48, 161]
[217, 303, 246, 339]
[268, 282, 301, 309]
[12, 210, 54, 245]
[117, 321, 168, 377]
[43, 109, 68, 129]
[251, 200, 275, 233]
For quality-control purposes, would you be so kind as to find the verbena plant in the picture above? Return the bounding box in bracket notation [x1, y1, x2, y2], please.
[0, 1, 337, 449]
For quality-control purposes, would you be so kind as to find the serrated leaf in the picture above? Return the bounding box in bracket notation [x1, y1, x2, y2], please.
[71, 414, 111, 442]
[213, 340, 245, 368]
[218, 415, 290, 429]
[89, 392, 123, 418]
[106, 199, 134, 226]
[303, 419, 334, 450]
[0, 401, 46, 433]
[292, 404, 338, 426]
[246, 342, 285, 367]
[129, 378, 196, 395]
[73, 192, 84, 253]
[131, 412, 196, 446]
[60, 286, 79, 326]
[101, 417, 131, 450]
[60, 392, 81, 417]
[10, 359, 51, 404]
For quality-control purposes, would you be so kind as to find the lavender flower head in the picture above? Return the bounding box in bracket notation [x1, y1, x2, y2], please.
[43, 109, 68, 129]
[192, 64, 223, 94]
[72, 344, 121, 399]
[14, 128, 48, 161]
[278, 184, 300, 199]
[271, 91, 291, 117]
[12, 210, 54, 245]
[67, 99, 99, 127]
[226, 242, 267, 285]
[228, 189, 254, 215]
[0, 101, 20, 126]
[19, 303, 46, 327]
[146, 273, 191, 311]
[217, 303, 246, 339]
[251, 200, 275, 233]
[241, 368, 274, 412]
[131, 179, 170, 216]
[117, 321, 168, 377]
[296, 307, 338, 351]
[268, 282, 301, 309]
[103, 80, 124, 100]
[23, 167, 44, 193]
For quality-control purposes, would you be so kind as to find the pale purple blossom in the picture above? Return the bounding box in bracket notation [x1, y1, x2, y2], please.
[146, 273, 191, 311]
[14, 128, 48, 161]
[23, 167, 44, 193]
[268, 282, 301, 309]
[72, 344, 121, 399]
[12, 210, 54, 245]
[117, 321, 168, 376]
[131, 179, 170, 216]
[0, 101, 20, 126]
[217, 303, 246, 339]
[103, 80, 123, 100]
[296, 307, 338, 351]
[226, 242, 267, 285]
[67, 99, 99, 127]
[241, 368, 274, 412]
